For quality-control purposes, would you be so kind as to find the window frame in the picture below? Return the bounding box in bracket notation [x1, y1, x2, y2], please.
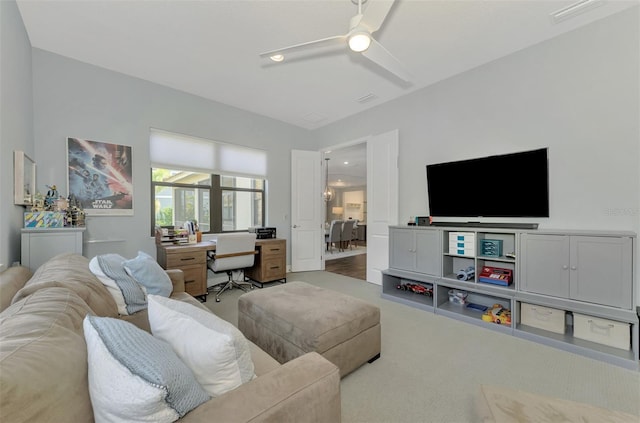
[151, 170, 265, 236]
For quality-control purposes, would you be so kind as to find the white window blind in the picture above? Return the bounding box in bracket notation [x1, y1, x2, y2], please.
[150, 129, 267, 177]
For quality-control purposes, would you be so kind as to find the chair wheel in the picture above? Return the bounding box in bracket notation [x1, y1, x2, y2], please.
[216, 298, 221, 302]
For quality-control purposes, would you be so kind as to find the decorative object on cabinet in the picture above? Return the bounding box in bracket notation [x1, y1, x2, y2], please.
[23, 211, 65, 228]
[14, 151, 36, 206]
[67, 137, 133, 215]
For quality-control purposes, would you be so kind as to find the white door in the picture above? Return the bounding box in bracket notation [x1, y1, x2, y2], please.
[291, 150, 323, 271]
[366, 130, 399, 284]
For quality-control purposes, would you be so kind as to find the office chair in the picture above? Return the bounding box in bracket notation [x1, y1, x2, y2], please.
[325, 220, 343, 253]
[206, 233, 257, 302]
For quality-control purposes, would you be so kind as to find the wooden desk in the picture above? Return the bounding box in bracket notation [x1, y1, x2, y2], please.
[157, 238, 286, 300]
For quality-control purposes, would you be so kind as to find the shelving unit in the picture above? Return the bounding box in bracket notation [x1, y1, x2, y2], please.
[382, 225, 639, 370]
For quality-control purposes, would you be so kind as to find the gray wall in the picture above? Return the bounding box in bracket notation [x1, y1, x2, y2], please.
[0, 0, 34, 270]
[314, 8, 639, 232]
[31, 49, 312, 262]
[313, 8, 639, 301]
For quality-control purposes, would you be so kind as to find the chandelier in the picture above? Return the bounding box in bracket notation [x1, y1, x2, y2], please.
[323, 158, 334, 202]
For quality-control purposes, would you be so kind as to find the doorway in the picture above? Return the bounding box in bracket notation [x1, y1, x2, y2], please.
[323, 143, 367, 281]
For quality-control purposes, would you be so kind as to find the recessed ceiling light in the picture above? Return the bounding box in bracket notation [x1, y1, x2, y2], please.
[344, 161, 349, 165]
[270, 54, 284, 62]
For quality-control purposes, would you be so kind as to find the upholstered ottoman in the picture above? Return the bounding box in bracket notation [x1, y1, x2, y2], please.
[238, 281, 381, 377]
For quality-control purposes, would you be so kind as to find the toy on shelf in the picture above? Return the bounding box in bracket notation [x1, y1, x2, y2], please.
[448, 289, 468, 305]
[396, 282, 433, 297]
[456, 266, 475, 281]
[478, 266, 513, 286]
[481, 304, 511, 325]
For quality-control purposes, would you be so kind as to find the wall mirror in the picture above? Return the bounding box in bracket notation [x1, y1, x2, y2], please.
[14, 151, 36, 205]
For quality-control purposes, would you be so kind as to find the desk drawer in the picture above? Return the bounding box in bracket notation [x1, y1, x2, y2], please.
[180, 264, 207, 297]
[167, 251, 206, 268]
[261, 257, 286, 280]
[261, 242, 285, 258]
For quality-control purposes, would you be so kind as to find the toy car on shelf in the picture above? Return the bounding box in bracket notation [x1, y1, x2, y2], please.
[396, 282, 433, 297]
[481, 304, 511, 325]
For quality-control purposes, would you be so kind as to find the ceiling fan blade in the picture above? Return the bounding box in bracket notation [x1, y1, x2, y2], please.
[361, 38, 412, 82]
[360, 0, 395, 33]
[259, 35, 347, 59]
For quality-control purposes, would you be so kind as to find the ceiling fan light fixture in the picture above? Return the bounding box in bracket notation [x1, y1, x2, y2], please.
[348, 31, 371, 52]
[270, 54, 284, 62]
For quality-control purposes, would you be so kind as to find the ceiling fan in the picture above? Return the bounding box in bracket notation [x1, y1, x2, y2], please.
[259, 0, 411, 82]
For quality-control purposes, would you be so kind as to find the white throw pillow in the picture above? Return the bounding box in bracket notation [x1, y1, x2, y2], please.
[83, 315, 210, 423]
[148, 295, 256, 397]
[124, 251, 173, 297]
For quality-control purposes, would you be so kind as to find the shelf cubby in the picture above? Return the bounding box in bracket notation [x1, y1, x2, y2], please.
[435, 283, 513, 334]
[382, 270, 435, 312]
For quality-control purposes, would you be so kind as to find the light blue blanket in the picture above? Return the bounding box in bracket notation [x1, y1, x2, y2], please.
[97, 253, 147, 314]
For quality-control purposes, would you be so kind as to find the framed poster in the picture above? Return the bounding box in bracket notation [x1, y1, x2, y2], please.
[67, 137, 133, 215]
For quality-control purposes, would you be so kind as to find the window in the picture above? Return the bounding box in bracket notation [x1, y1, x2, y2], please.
[152, 169, 264, 234]
[149, 129, 268, 235]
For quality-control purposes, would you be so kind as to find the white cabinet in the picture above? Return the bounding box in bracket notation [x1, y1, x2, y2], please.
[21, 228, 85, 271]
[520, 234, 633, 309]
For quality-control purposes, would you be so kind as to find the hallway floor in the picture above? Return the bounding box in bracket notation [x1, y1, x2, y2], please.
[324, 253, 366, 281]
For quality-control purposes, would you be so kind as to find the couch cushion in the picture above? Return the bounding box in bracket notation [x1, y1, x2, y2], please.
[0, 287, 95, 423]
[156, 291, 281, 376]
[124, 251, 173, 297]
[84, 315, 210, 422]
[148, 295, 256, 397]
[13, 253, 117, 318]
[0, 266, 32, 312]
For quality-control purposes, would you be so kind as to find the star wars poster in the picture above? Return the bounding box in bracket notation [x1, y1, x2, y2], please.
[67, 137, 133, 215]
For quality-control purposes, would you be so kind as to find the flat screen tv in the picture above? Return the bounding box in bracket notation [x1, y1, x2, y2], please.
[426, 148, 549, 218]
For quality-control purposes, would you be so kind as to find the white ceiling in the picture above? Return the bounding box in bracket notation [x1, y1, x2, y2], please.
[15, 0, 636, 188]
[16, 0, 637, 133]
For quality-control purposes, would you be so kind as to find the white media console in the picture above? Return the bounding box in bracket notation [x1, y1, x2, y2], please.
[382, 225, 638, 370]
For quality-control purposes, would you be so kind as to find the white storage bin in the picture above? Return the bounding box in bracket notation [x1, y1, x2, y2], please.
[449, 243, 475, 256]
[449, 232, 475, 243]
[448, 232, 475, 256]
[520, 303, 565, 334]
[573, 313, 630, 350]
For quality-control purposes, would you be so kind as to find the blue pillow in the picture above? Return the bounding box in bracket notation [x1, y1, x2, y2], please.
[124, 251, 173, 297]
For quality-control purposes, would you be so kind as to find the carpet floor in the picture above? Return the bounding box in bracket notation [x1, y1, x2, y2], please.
[204, 271, 640, 423]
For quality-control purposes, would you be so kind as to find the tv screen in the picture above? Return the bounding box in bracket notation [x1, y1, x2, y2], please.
[426, 148, 549, 218]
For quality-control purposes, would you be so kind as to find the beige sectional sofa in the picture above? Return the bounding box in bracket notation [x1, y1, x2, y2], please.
[0, 253, 341, 422]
